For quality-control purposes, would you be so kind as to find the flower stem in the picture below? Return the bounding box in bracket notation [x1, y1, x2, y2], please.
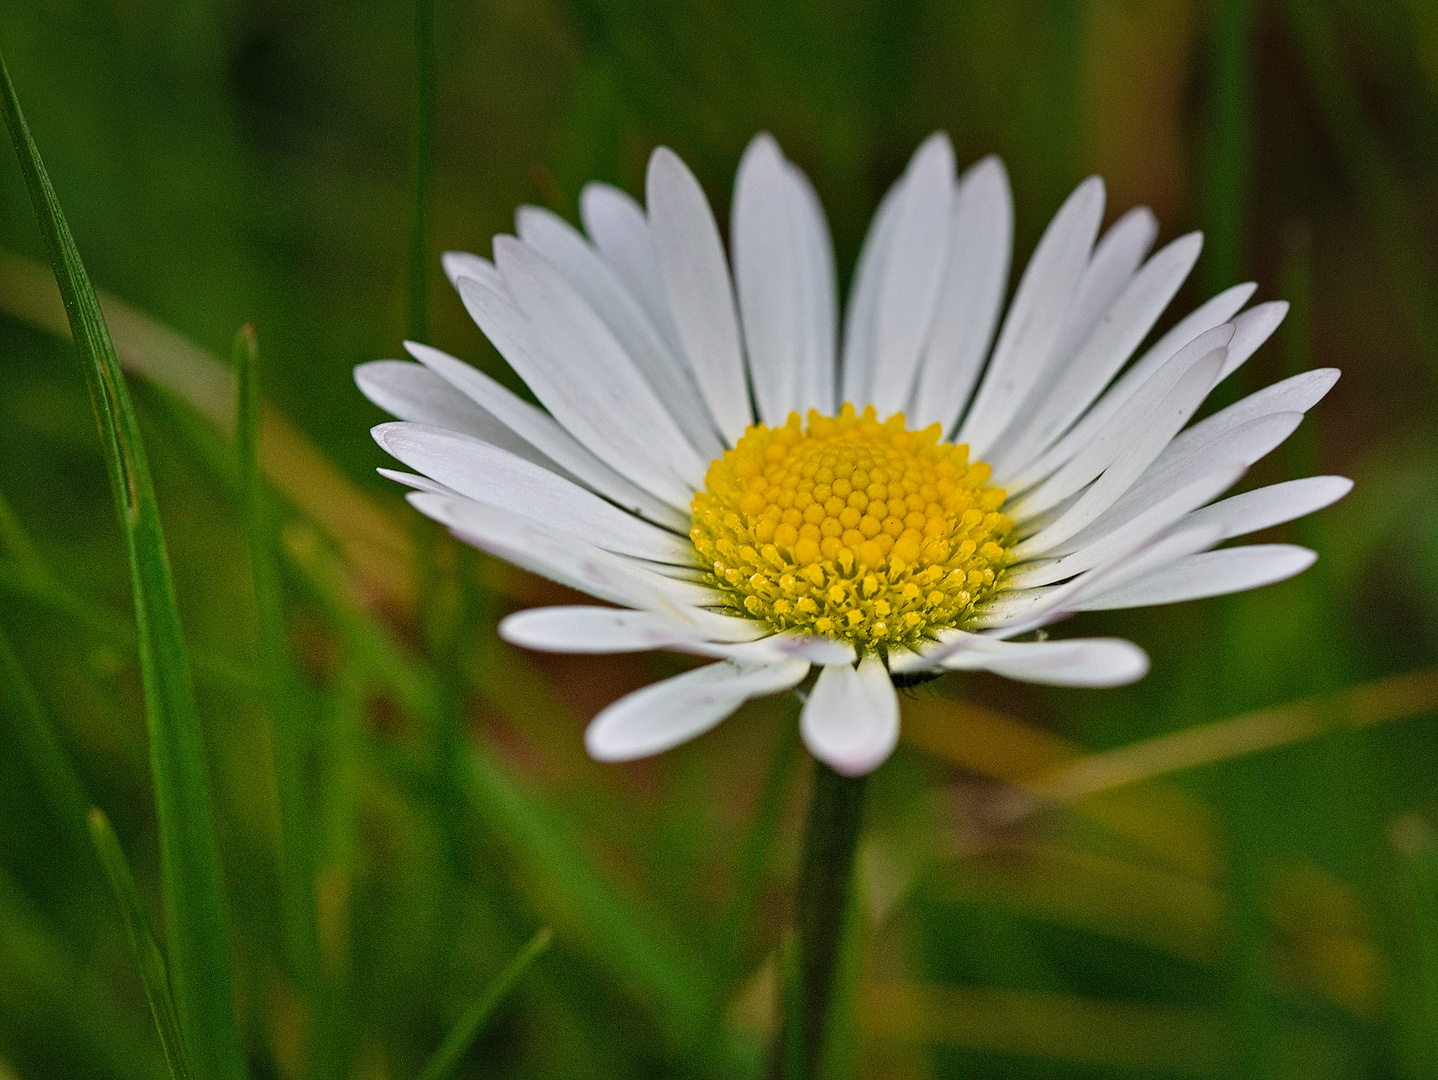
[789, 759, 868, 1079]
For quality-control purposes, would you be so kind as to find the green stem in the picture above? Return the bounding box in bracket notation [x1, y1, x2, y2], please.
[790, 760, 868, 1079]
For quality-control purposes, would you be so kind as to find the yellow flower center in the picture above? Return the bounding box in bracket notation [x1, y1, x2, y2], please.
[689, 404, 1013, 653]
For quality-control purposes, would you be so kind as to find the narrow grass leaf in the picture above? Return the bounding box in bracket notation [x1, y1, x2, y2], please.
[236, 325, 319, 994]
[1201, 0, 1253, 298]
[1283, 0, 1438, 387]
[0, 53, 246, 1080]
[457, 747, 715, 1049]
[88, 808, 195, 1080]
[0, 627, 92, 862]
[410, 0, 436, 344]
[415, 927, 553, 1080]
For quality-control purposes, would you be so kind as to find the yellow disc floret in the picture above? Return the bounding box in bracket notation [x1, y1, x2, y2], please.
[689, 404, 1013, 654]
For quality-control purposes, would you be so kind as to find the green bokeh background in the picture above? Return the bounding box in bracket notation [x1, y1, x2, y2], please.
[1, 1, 1437, 1077]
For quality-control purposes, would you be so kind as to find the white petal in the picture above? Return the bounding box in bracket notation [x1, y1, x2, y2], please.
[1009, 464, 1246, 587]
[1094, 368, 1338, 534]
[1217, 300, 1289, 381]
[908, 156, 1013, 430]
[356, 360, 556, 468]
[801, 657, 900, 776]
[579, 182, 687, 357]
[646, 147, 753, 440]
[1044, 206, 1159, 373]
[839, 179, 904, 406]
[867, 132, 956, 414]
[975, 523, 1227, 634]
[944, 636, 1150, 687]
[958, 175, 1106, 459]
[1013, 282, 1259, 487]
[1167, 368, 1339, 463]
[732, 133, 804, 423]
[455, 274, 697, 509]
[785, 163, 839, 415]
[585, 659, 809, 762]
[516, 205, 724, 458]
[409, 492, 713, 613]
[1078, 544, 1318, 611]
[499, 605, 766, 653]
[886, 628, 981, 674]
[493, 235, 709, 487]
[1012, 347, 1227, 555]
[376, 468, 452, 495]
[442, 250, 506, 293]
[1179, 475, 1352, 540]
[1011, 324, 1233, 519]
[405, 341, 688, 528]
[373, 422, 693, 564]
[994, 231, 1203, 479]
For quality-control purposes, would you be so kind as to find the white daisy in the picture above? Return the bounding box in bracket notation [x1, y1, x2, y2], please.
[356, 132, 1350, 777]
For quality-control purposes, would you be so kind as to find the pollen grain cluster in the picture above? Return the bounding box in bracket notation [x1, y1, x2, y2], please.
[689, 404, 1012, 653]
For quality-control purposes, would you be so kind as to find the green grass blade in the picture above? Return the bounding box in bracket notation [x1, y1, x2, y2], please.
[0, 626, 93, 863]
[235, 325, 318, 994]
[88, 808, 196, 1080]
[415, 927, 553, 1080]
[1201, 0, 1253, 299]
[457, 746, 715, 1049]
[410, 0, 436, 344]
[0, 52, 246, 1080]
[1282, 0, 1438, 384]
[1388, 815, 1438, 1080]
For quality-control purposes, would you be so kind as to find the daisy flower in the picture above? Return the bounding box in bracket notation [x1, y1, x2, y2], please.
[356, 132, 1349, 777]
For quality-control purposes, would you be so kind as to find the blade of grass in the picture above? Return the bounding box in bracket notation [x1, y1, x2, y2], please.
[235, 325, 319, 998]
[0, 625, 93, 864]
[415, 927, 553, 1080]
[0, 53, 246, 1080]
[1220, 769, 1277, 1080]
[410, 0, 436, 344]
[1388, 815, 1438, 1080]
[0, 247, 415, 609]
[0, 487, 45, 582]
[1282, 0, 1438, 389]
[1200, 0, 1255, 410]
[456, 745, 716, 1051]
[88, 807, 196, 1080]
[0, 870, 168, 1080]
[0, 561, 259, 698]
[1026, 665, 1438, 802]
[1202, 0, 1253, 298]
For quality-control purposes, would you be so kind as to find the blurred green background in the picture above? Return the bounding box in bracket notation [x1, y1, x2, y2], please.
[1, 0, 1437, 1077]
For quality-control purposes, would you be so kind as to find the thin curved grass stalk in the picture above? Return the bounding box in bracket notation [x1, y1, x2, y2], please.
[415, 927, 553, 1080]
[0, 52, 247, 1080]
[88, 809, 196, 1080]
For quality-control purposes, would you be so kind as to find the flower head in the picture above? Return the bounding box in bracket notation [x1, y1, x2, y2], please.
[358, 132, 1350, 776]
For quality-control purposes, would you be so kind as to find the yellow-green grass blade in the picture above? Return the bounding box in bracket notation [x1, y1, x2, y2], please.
[415, 927, 553, 1080]
[235, 325, 319, 995]
[88, 808, 196, 1080]
[0, 53, 246, 1080]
